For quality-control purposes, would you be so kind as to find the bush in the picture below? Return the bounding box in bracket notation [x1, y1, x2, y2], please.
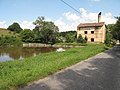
[77, 34, 84, 43]
[111, 39, 116, 46]
[84, 36, 88, 43]
[0, 36, 22, 46]
[77, 34, 87, 43]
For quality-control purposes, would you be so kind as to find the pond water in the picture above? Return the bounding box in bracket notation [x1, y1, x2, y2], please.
[0, 46, 65, 62]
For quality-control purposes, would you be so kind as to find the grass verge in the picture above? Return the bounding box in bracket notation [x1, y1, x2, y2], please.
[56, 42, 87, 46]
[0, 44, 105, 90]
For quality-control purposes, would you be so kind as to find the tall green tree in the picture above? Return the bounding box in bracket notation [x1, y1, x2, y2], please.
[33, 16, 59, 44]
[20, 29, 34, 42]
[112, 16, 120, 41]
[105, 24, 114, 45]
[33, 26, 42, 42]
[59, 31, 76, 43]
[7, 22, 23, 33]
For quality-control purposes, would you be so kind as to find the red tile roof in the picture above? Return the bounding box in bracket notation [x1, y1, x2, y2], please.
[77, 22, 105, 28]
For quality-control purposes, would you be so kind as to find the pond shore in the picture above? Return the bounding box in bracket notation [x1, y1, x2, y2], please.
[23, 43, 84, 48]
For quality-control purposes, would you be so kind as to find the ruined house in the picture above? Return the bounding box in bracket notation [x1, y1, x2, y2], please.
[77, 12, 106, 43]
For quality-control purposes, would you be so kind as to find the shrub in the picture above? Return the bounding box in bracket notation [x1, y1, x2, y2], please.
[77, 34, 86, 43]
[0, 36, 22, 46]
[84, 36, 88, 43]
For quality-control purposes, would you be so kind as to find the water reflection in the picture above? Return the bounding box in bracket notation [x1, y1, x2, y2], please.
[0, 47, 57, 62]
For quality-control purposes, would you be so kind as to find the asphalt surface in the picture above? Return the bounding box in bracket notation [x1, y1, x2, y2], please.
[19, 44, 120, 90]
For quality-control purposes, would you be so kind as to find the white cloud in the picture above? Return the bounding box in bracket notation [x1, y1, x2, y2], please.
[19, 21, 35, 30]
[80, 8, 87, 15]
[55, 17, 78, 32]
[19, 18, 52, 30]
[55, 17, 70, 32]
[79, 8, 98, 23]
[46, 18, 52, 21]
[63, 12, 80, 21]
[0, 21, 35, 30]
[54, 8, 116, 32]
[0, 21, 7, 28]
[104, 12, 112, 18]
[101, 13, 116, 24]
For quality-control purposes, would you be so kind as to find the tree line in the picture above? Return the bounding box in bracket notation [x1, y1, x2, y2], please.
[105, 16, 120, 46]
[1, 16, 119, 46]
[6, 16, 79, 45]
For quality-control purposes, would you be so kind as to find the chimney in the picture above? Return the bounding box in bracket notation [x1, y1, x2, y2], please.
[98, 12, 101, 23]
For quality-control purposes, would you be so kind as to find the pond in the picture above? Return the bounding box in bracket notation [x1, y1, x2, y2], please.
[0, 46, 66, 62]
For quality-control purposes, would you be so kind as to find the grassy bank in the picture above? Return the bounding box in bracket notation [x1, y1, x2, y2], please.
[0, 44, 105, 90]
[56, 42, 87, 46]
[0, 28, 18, 36]
[0, 28, 22, 46]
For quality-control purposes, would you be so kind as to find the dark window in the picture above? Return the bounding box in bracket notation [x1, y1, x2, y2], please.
[91, 38, 94, 42]
[84, 31, 87, 34]
[91, 31, 94, 34]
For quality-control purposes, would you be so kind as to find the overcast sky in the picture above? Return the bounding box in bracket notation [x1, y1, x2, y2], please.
[0, 0, 120, 32]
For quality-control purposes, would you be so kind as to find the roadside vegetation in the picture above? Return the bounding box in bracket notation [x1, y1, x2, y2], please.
[105, 16, 120, 48]
[0, 44, 105, 90]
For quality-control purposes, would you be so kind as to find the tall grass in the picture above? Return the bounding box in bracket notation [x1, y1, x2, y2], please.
[0, 28, 21, 46]
[0, 28, 18, 36]
[0, 36, 22, 46]
[0, 44, 105, 90]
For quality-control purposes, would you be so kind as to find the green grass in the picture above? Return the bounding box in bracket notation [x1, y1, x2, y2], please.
[56, 42, 87, 46]
[0, 28, 18, 37]
[0, 44, 105, 90]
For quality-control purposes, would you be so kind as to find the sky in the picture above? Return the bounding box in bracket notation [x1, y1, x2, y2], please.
[0, 0, 120, 32]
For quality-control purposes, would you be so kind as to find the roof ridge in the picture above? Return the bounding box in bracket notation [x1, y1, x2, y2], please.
[77, 22, 105, 27]
[79, 22, 105, 24]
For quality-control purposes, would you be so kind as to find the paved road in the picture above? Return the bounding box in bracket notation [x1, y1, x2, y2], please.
[19, 44, 120, 90]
